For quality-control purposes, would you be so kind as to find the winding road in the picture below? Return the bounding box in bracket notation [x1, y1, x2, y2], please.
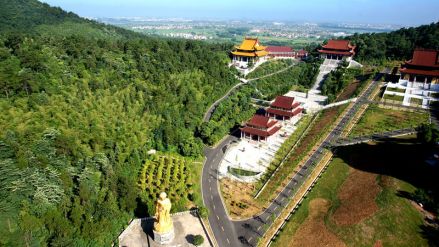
[202, 71, 388, 246]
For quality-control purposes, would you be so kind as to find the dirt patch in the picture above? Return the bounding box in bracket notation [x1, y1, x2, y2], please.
[289, 198, 346, 247]
[332, 168, 381, 226]
[289, 106, 340, 163]
[336, 80, 360, 102]
[220, 178, 262, 219]
[373, 240, 383, 247]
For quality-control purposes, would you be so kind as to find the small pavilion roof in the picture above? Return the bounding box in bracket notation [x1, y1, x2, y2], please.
[266, 107, 302, 117]
[241, 125, 281, 137]
[297, 49, 308, 55]
[247, 115, 277, 128]
[270, 96, 297, 110]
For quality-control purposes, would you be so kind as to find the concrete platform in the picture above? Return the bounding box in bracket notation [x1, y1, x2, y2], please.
[118, 211, 212, 247]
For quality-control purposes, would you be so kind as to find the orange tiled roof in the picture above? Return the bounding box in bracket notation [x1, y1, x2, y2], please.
[405, 49, 439, 68]
[400, 68, 439, 77]
[247, 115, 277, 128]
[322, 40, 355, 51]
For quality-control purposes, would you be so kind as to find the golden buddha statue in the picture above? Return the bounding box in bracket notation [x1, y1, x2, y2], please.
[154, 192, 173, 233]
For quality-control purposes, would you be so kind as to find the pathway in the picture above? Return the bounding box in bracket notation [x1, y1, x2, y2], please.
[331, 127, 417, 147]
[202, 63, 297, 122]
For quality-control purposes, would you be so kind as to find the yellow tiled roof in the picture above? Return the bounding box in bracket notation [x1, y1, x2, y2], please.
[255, 45, 266, 51]
[231, 51, 256, 57]
[255, 50, 269, 56]
[235, 38, 267, 51]
[231, 50, 268, 57]
[237, 38, 258, 51]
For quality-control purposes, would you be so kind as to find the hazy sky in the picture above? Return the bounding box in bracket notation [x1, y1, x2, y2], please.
[41, 0, 439, 25]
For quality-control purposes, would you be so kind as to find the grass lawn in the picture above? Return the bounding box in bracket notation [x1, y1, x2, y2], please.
[410, 97, 423, 105]
[271, 137, 434, 247]
[386, 87, 406, 93]
[383, 93, 404, 102]
[350, 105, 429, 137]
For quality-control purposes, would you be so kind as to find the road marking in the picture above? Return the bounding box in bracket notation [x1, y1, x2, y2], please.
[265, 215, 270, 221]
[226, 238, 230, 244]
[216, 215, 220, 220]
[209, 186, 212, 191]
[221, 226, 224, 231]
[274, 206, 278, 211]
[210, 195, 213, 200]
[249, 237, 253, 242]
[257, 225, 262, 231]
[213, 204, 216, 209]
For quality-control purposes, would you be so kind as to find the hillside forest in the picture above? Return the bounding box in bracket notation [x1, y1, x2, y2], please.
[0, 0, 439, 245]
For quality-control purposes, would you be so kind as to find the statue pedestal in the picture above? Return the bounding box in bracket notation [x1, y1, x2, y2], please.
[153, 227, 175, 245]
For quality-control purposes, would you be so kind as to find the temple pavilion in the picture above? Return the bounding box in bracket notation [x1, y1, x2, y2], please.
[296, 49, 308, 59]
[318, 40, 355, 61]
[399, 48, 439, 88]
[232, 38, 268, 68]
[266, 96, 303, 121]
[240, 115, 281, 142]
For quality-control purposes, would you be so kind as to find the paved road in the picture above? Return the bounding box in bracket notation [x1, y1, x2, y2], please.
[202, 135, 241, 247]
[202, 70, 389, 246]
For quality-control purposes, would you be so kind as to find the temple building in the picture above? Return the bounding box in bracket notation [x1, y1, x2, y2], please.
[266, 96, 303, 121]
[240, 115, 281, 142]
[266, 46, 295, 58]
[232, 38, 268, 68]
[318, 40, 355, 61]
[383, 48, 439, 108]
[399, 48, 439, 88]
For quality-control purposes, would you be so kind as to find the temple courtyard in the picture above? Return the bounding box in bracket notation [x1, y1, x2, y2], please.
[218, 114, 302, 182]
[118, 211, 212, 247]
